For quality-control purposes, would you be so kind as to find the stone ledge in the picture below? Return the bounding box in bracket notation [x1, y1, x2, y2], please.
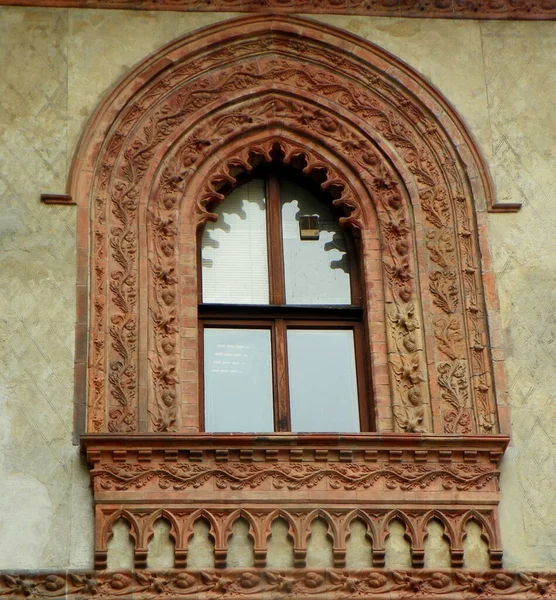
[82, 433, 510, 458]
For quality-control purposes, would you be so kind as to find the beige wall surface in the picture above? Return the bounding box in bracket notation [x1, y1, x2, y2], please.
[0, 6, 554, 570]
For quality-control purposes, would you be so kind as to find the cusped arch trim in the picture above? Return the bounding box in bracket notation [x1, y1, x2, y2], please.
[151, 127, 396, 433]
[71, 13, 509, 438]
[68, 14, 505, 213]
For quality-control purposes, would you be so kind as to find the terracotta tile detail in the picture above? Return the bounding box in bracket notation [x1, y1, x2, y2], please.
[1, 0, 555, 20]
[2, 568, 556, 599]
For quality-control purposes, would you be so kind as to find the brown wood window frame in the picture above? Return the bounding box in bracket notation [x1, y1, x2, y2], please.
[198, 171, 372, 432]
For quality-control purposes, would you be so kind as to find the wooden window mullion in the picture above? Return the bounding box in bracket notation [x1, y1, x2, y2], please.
[273, 319, 291, 431]
[267, 175, 290, 431]
[266, 175, 286, 305]
[353, 323, 371, 432]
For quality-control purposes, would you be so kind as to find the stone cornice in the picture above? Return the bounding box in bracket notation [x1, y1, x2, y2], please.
[83, 435, 509, 501]
[82, 433, 510, 468]
[0, 0, 555, 20]
[1, 569, 555, 599]
[84, 434, 509, 499]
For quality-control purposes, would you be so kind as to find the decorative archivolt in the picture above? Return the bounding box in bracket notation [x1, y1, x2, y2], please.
[71, 14, 503, 436]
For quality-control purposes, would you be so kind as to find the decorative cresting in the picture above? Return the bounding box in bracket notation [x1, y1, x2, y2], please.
[72, 15, 505, 437]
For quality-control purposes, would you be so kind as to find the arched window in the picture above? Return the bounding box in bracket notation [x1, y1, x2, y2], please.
[199, 169, 370, 433]
[76, 16, 513, 572]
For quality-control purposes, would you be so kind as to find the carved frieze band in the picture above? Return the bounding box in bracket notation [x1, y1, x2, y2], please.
[85, 17, 500, 435]
[92, 461, 498, 492]
[1, 0, 555, 20]
[84, 436, 506, 495]
[3, 569, 556, 600]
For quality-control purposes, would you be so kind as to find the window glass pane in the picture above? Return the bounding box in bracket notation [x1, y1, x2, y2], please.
[287, 329, 359, 432]
[204, 328, 273, 432]
[202, 179, 269, 304]
[281, 180, 351, 305]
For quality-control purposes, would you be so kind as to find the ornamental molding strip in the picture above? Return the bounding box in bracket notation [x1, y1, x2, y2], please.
[69, 14, 513, 570]
[1, 0, 555, 20]
[2, 569, 556, 600]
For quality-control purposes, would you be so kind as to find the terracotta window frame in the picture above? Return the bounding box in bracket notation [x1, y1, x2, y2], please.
[72, 15, 514, 571]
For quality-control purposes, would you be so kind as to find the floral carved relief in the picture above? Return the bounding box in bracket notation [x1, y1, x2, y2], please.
[3, 569, 556, 600]
[148, 181, 182, 432]
[92, 461, 498, 492]
[81, 19, 502, 435]
[419, 187, 472, 433]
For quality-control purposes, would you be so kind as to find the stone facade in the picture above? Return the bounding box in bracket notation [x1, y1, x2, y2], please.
[0, 5, 555, 573]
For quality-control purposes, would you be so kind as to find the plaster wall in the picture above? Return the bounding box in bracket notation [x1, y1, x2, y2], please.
[0, 6, 554, 570]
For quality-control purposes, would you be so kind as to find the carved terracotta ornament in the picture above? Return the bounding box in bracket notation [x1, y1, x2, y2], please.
[1, 0, 555, 20]
[71, 15, 511, 569]
[2, 569, 556, 599]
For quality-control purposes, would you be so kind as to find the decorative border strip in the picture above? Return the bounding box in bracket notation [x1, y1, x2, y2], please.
[91, 461, 498, 491]
[1, 569, 555, 599]
[0, 0, 555, 20]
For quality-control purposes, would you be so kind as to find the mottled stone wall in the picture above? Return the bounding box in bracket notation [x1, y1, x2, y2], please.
[0, 6, 554, 569]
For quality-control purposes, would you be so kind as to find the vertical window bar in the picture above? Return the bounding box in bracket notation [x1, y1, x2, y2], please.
[266, 175, 286, 305]
[267, 175, 290, 430]
[273, 319, 291, 431]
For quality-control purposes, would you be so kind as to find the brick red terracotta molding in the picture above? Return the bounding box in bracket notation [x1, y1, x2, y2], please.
[71, 14, 509, 437]
[0, 0, 555, 21]
[1, 569, 556, 599]
[82, 434, 509, 569]
[68, 14, 514, 569]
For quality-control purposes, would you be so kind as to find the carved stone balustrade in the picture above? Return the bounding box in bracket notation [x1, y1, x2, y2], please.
[82, 434, 508, 570]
